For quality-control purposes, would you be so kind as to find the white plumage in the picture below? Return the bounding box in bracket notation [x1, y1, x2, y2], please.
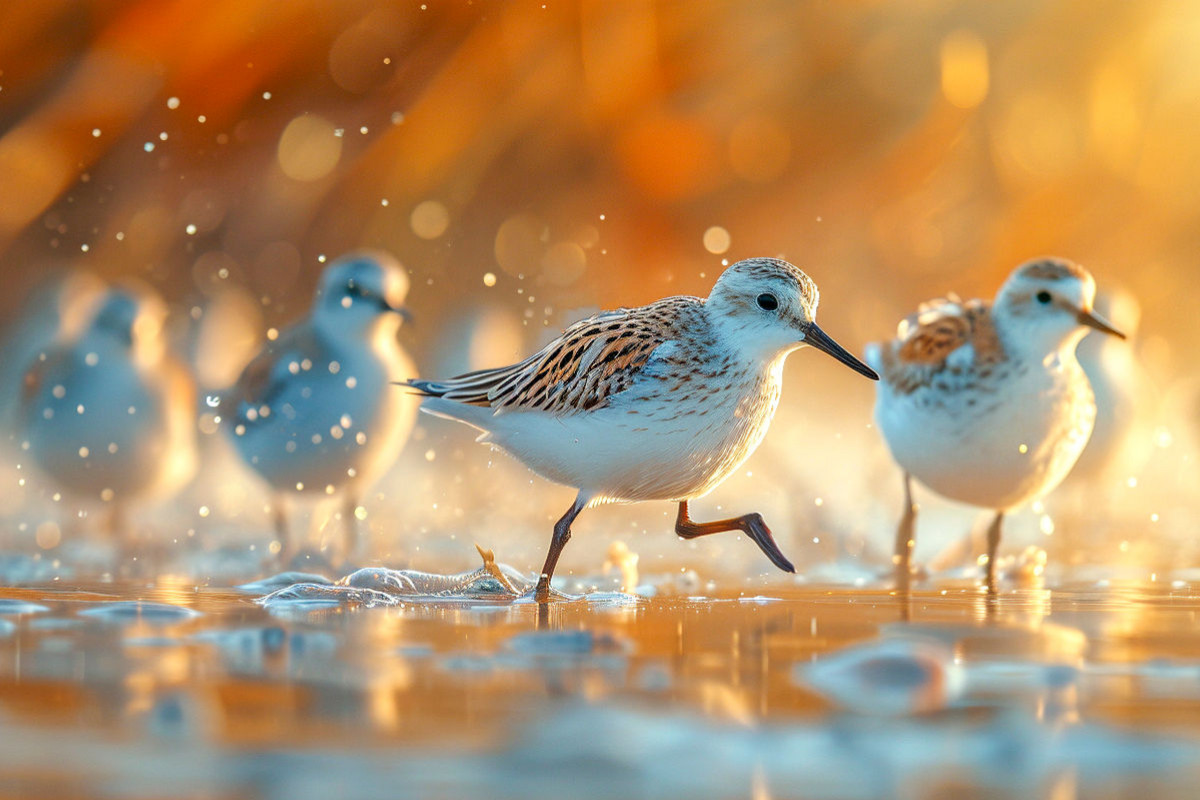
[867, 257, 1126, 589]
[229, 252, 418, 561]
[408, 257, 878, 599]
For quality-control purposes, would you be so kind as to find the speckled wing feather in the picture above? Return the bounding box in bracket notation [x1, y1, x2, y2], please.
[407, 297, 699, 414]
[876, 296, 1005, 393]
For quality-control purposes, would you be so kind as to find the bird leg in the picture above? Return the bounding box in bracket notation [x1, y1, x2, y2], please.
[272, 496, 290, 567]
[674, 501, 795, 574]
[894, 472, 917, 586]
[342, 492, 361, 564]
[535, 494, 587, 602]
[985, 511, 1004, 594]
[108, 502, 136, 575]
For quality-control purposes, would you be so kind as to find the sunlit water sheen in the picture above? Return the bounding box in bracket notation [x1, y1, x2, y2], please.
[2, 555, 1200, 800]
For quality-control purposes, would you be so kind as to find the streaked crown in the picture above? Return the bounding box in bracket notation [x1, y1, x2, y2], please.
[997, 257, 1097, 315]
[708, 257, 819, 322]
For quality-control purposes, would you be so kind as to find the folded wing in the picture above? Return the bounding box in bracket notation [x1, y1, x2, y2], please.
[405, 298, 695, 415]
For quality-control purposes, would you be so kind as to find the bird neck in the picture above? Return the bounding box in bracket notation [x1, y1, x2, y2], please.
[708, 310, 800, 371]
[993, 306, 1088, 366]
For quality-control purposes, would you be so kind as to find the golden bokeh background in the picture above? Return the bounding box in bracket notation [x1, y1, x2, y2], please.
[1, 0, 1197, 574]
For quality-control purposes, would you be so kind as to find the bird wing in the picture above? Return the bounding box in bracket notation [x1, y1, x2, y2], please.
[227, 326, 312, 419]
[876, 296, 1005, 392]
[406, 297, 697, 414]
[18, 347, 71, 409]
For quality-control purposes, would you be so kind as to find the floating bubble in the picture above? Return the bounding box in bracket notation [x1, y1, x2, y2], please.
[702, 226, 731, 254]
[410, 200, 450, 239]
[494, 213, 547, 276]
[541, 242, 586, 286]
[277, 114, 342, 182]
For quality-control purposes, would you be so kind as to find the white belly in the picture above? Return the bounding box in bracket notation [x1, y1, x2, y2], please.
[875, 358, 1096, 510]
[22, 353, 194, 500]
[480, 365, 782, 503]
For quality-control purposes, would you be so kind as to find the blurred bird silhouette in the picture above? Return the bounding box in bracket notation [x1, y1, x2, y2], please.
[868, 258, 1125, 592]
[1071, 287, 1152, 483]
[16, 283, 198, 547]
[227, 252, 418, 564]
[0, 269, 106, 439]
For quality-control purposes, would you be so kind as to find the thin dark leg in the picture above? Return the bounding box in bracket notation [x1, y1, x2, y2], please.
[110, 502, 134, 574]
[343, 492, 360, 563]
[273, 496, 290, 566]
[894, 472, 916, 587]
[535, 494, 587, 602]
[985, 511, 1004, 594]
[674, 501, 795, 573]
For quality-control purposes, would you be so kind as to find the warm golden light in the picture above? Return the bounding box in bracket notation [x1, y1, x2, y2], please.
[940, 30, 989, 109]
[277, 114, 342, 182]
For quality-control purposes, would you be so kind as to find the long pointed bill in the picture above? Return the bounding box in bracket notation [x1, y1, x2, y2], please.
[802, 323, 879, 380]
[1077, 307, 1125, 339]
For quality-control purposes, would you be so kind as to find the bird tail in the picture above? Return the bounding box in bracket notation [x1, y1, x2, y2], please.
[398, 378, 451, 398]
[414, 396, 497, 438]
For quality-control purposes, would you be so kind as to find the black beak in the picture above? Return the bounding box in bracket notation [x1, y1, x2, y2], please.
[803, 323, 879, 380]
[1076, 307, 1124, 339]
[382, 298, 413, 324]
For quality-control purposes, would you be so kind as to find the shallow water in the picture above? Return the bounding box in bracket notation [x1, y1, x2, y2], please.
[2, 565, 1200, 799]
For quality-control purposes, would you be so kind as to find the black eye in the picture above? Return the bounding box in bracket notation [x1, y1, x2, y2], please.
[1036, 291, 1052, 305]
[756, 293, 778, 311]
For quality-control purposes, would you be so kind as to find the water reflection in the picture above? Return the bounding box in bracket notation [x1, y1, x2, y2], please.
[0, 581, 1198, 796]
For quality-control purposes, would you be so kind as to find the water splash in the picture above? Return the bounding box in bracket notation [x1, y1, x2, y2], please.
[237, 571, 333, 593]
[340, 544, 530, 599]
[255, 544, 544, 609]
[257, 582, 399, 611]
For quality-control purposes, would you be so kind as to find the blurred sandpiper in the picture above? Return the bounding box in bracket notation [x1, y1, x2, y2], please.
[228, 252, 418, 563]
[18, 284, 198, 542]
[866, 257, 1126, 591]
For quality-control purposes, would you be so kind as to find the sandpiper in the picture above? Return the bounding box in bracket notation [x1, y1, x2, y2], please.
[866, 257, 1125, 591]
[1, 269, 105, 437]
[17, 284, 198, 537]
[228, 252, 418, 562]
[405, 257, 878, 601]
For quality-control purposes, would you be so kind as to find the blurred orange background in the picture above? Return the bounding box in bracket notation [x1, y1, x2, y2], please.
[1, 0, 1196, 574]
